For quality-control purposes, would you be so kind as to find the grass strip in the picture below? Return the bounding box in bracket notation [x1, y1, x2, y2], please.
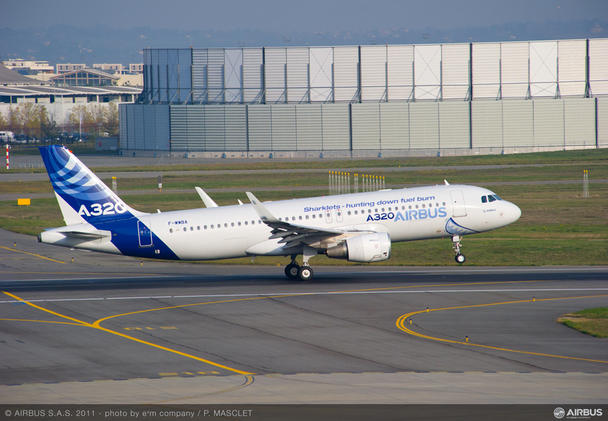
[558, 308, 608, 338]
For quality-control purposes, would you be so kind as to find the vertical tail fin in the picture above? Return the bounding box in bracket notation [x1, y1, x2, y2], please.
[39, 145, 142, 226]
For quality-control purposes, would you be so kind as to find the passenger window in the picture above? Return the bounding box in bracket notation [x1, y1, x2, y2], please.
[481, 196, 487, 203]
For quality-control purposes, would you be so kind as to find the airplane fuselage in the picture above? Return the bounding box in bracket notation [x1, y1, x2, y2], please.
[40, 184, 520, 261]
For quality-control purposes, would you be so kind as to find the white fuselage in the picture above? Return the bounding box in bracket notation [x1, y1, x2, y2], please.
[123, 184, 519, 260]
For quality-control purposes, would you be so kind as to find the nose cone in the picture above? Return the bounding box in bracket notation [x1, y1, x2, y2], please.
[505, 202, 522, 224]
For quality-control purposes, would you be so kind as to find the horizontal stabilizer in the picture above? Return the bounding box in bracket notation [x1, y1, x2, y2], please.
[61, 230, 110, 239]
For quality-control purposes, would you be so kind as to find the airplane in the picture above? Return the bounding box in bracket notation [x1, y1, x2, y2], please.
[38, 145, 521, 281]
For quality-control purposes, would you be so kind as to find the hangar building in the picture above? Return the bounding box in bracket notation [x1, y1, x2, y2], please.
[119, 38, 608, 157]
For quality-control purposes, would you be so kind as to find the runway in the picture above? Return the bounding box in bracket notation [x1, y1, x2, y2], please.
[0, 229, 607, 403]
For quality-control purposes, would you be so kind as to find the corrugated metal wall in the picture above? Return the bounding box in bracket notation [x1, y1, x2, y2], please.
[439, 102, 470, 148]
[564, 98, 596, 146]
[533, 99, 564, 147]
[248, 105, 272, 150]
[321, 104, 350, 150]
[471, 101, 502, 148]
[295, 104, 322, 150]
[271, 105, 297, 150]
[144, 39, 608, 106]
[599, 98, 608, 148]
[352, 103, 380, 149]
[410, 102, 439, 148]
[387, 45, 413, 101]
[120, 104, 170, 151]
[379, 103, 409, 149]
[127, 40, 608, 154]
[225, 105, 247, 151]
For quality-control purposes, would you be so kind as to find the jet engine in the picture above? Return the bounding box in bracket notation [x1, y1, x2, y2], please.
[326, 232, 391, 262]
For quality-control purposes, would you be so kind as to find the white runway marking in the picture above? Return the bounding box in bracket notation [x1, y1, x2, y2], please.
[1, 288, 607, 304]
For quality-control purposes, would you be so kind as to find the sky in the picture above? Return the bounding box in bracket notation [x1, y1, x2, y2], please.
[5, 0, 608, 33]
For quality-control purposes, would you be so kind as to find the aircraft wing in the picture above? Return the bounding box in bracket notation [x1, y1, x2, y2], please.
[246, 192, 368, 249]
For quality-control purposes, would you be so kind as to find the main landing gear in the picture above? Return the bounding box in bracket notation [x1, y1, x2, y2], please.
[452, 235, 466, 264]
[284, 247, 316, 281]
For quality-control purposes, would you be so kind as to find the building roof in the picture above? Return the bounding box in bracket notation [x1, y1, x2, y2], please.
[0, 64, 42, 85]
[0, 84, 141, 97]
[50, 68, 120, 81]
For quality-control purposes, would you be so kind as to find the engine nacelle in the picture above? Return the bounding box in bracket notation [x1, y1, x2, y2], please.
[326, 232, 391, 263]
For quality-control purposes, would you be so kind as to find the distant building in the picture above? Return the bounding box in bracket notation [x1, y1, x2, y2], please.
[128, 63, 144, 74]
[0, 65, 140, 105]
[120, 38, 608, 156]
[56, 63, 86, 74]
[51, 68, 119, 87]
[117, 73, 143, 87]
[2, 59, 54, 75]
[93, 63, 124, 74]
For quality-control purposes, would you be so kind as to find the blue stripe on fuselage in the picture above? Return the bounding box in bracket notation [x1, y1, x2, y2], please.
[95, 217, 179, 260]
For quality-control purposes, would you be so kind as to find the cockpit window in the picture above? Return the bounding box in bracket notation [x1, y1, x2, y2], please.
[482, 194, 503, 203]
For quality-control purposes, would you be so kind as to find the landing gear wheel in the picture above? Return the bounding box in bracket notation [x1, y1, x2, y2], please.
[285, 263, 300, 280]
[455, 253, 466, 264]
[298, 265, 314, 281]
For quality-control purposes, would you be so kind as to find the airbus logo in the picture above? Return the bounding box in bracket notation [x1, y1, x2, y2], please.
[554, 407, 604, 419]
[365, 207, 448, 222]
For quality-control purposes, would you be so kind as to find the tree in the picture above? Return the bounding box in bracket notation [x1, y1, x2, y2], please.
[7, 107, 19, 133]
[103, 102, 119, 136]
[68, 105, 94, 138]
[39, 106, 59, 139]
[18, 103, 42, 138]
[0, 111, 7, 130]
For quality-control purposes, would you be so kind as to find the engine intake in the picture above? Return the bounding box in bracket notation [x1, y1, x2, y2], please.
[326, 232, 391, 262]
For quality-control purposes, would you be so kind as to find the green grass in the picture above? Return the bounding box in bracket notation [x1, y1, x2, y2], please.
[558, 308, 608, 338]
[1, 162, 606, 195]
[1, 182, 606, 266]
[2, 147, 608, 174]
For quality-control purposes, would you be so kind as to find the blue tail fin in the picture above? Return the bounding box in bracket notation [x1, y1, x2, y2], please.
[40, 145, 141, 225]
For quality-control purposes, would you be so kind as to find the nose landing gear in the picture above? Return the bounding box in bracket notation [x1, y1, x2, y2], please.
[452, 235, 466, 264]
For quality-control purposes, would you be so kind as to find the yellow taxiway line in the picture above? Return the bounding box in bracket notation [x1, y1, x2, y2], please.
[396, 294, 608, 364]
[0, 246, 65, 264]
[2, 290, 254, 376]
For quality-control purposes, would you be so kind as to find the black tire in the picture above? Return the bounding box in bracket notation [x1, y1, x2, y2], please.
[455, 253, 466, 264]
[285, 263, 300, 280]
[298, 265, 314, 281]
